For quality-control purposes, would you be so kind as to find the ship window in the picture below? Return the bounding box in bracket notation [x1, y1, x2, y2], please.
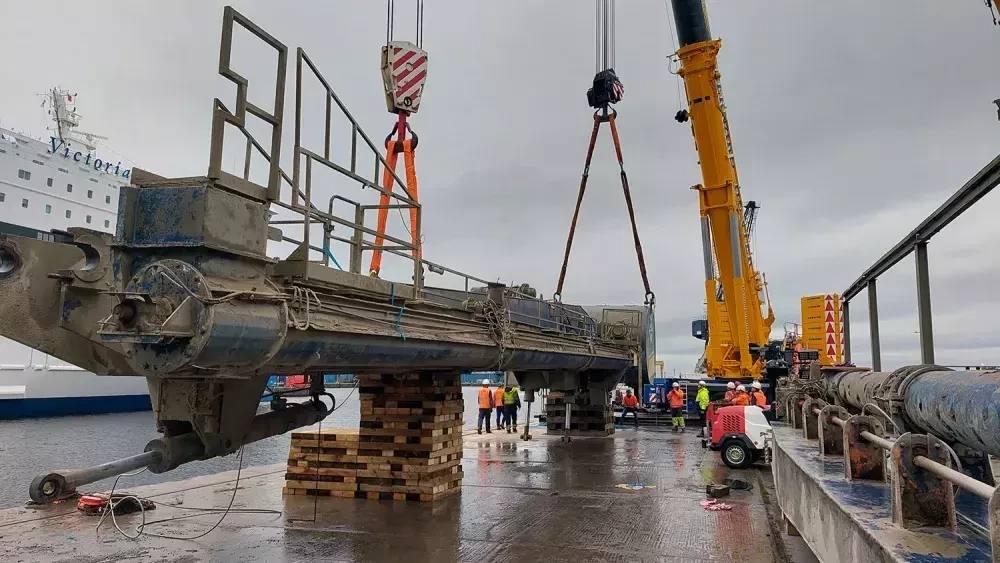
[65, 210, 71, 219]
[17, 169, 30, 180]
[47, 178, 53, 187]
[86, 215, 92, 224]
[21, 198, 28, 208]
[31, 159, 44, 166]
[87, 190, 93, 199]
[58, 167, 69, 173]
[45, 204, 51, 214]
[89, 178, 98, 183]
[0, 193, 4, 202]
[67, 184, 73, 193]
[105, 195, 111, 204]
[104, 219, 110, 228]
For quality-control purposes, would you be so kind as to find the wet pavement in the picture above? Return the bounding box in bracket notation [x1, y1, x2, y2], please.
[0, 426, 817, 562]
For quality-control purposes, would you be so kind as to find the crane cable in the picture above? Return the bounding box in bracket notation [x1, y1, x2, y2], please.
[554, 0, 655, 307]
[386, 0, 425, 49]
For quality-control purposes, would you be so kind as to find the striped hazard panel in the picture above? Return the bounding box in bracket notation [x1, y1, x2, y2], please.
[381, 41, 428, 114]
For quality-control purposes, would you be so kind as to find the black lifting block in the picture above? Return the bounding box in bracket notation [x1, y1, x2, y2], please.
[587, 69, 624, 109]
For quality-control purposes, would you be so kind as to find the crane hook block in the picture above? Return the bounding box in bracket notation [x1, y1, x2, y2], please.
[381, 41, 429, 115]
[586, 68, 625, 110]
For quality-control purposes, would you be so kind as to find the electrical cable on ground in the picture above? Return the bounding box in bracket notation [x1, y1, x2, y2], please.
[96, 445, 281, 541]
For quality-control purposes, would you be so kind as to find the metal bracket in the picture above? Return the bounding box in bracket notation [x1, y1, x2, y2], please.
[890, 433, 956, 531]
[802, 397, 827, 440]
[819, 405, 849, 457]
[988, 485, 1000, 561]
[786, 394, 806, 430]
[843, 415, 887, 482]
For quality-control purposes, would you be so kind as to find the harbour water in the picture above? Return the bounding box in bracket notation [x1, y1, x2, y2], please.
[0, 386, 510, 509]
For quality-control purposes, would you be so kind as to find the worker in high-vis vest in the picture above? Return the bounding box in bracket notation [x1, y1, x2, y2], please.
[724, 381, 737, 402]
[695, 381, 710, 436]
[749, 381, 769, 410]
[494, 385, 505, 428]
[477, 379, 494, 434]
[732, 384, 751, 406]
[619, 389, 640, 428]
[667, 382, 686, 432]
[502, 385, 522, 433]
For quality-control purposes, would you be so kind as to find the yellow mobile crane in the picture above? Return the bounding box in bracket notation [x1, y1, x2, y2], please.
[669, 0, 777, 381]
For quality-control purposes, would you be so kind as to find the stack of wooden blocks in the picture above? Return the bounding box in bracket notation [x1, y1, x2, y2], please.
[544, 391, 616, 436]
[283, 372, 464, 502]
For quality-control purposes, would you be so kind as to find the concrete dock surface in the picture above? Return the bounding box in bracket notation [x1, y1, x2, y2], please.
[0, 426, 816, 562]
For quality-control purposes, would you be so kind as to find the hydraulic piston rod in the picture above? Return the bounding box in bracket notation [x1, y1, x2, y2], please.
[28, 399, 329, 503]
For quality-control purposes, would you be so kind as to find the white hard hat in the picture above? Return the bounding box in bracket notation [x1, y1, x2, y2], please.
[751, 381, 762, 390]
[737, 385, 746, 392]
[482, 379, 491, 385]
[727, 382, 736, 389]
[672, 382, 680, 387]
[698, 380, 707, 386]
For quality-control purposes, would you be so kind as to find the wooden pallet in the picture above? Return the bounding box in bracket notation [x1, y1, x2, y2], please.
[284, 372, 466, 502]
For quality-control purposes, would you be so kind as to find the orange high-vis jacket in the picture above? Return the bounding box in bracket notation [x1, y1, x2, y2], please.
[732, 392, 750, 406]
[667, 389, 685, 409]
[750, 391, 768, 408]
[478, 387, 494, 409]
[622, 394, 639, 408]
[493, 387, 504, 408]
[724, 390, 737, 401]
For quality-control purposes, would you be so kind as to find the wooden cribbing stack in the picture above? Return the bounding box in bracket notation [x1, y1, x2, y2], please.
[545, 391, 616, 436]
[283, 372, 464, 501]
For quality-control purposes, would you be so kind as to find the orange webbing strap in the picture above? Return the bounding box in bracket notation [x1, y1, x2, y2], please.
[370, 126, 420, 277]
[608, 113, 654, 306]
[553, 109, 655, 306]
[553, 114, 602, 302]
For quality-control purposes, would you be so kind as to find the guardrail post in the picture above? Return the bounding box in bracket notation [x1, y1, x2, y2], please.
[890, 433, 955, 531]
[843, 415, 887, 482]
[868, 280, 882, 372]
[802, 398, 827, 440]
[988, 486, 1000, 562]
[819, 405, 849, 457]
[914, 242, 935, 365]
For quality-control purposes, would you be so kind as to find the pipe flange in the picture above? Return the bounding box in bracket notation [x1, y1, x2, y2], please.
[28, 472, 68, 504]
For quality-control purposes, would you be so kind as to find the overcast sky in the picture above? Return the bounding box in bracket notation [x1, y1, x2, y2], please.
[2, 0, 999, 373]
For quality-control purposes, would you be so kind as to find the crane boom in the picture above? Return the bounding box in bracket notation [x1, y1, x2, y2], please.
[670, 0, 774, 379]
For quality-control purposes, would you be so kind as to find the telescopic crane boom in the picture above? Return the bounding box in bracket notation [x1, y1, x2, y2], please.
[669, 0, 774, 379]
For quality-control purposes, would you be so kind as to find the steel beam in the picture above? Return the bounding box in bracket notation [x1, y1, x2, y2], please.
[914, 242, 935, 364]
[843, 152, 1000, 301]
[867, 279, 881, 371]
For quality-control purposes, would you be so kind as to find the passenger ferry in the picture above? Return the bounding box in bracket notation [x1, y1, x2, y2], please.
[0, 87, 150, 419]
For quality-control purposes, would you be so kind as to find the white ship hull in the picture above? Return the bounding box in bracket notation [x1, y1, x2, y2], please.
[0, 339, 150, 419]
[0, 88, 150, 419]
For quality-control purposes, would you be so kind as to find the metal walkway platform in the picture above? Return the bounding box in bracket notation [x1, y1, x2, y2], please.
[772, 424, 992, 563]
[1, 428, 813, 562]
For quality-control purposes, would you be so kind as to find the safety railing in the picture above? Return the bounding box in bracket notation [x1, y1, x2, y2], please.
[840, 152, 1000, 370]
[785, 395, 1000, 546]
[204, 7, 622, 343]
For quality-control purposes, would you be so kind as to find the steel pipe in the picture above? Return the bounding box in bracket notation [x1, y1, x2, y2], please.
[914, 455, 996, 500]
[821, 367, 1000, 458]
[860, 430, 894, 452]
[901, 369, 1000, 456]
